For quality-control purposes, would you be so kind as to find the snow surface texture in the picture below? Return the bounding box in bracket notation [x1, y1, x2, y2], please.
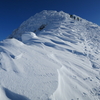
[0, 10, 100, 100]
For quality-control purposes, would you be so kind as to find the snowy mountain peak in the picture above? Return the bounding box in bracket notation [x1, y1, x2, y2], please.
[1, 10, 100, 100]
[8, 10, 80, 40]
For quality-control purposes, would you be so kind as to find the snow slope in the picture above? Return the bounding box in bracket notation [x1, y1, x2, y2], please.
[0, 10, 100, 100]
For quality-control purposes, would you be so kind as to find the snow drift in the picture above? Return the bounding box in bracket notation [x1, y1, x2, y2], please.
[0, 10, 100, 100]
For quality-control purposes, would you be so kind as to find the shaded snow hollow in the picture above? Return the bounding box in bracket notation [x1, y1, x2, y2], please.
[0, 10, 100, 100]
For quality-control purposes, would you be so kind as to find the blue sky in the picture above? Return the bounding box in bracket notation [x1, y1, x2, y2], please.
[0, 0, 100, 41]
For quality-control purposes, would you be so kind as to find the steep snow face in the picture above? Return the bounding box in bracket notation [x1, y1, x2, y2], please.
[1, 10, 100, 100]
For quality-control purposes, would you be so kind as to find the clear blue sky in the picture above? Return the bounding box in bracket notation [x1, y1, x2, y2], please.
[0, 0, 100, 41]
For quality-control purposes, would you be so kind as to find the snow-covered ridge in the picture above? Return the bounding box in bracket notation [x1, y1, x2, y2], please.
[8, 10, 69, 40]
[8, 10, 100, 49]
[1, 10, 100, 100]
[8, 10, 100, 63]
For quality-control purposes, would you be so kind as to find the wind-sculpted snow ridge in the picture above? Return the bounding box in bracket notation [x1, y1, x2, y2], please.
[0, 10, 100, 100]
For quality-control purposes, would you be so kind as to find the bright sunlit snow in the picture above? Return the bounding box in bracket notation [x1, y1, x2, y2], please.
[0, 10, 100, 100]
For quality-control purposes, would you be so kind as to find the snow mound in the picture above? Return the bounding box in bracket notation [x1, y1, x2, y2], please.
[21, 32, 38, 43]
[0, 85, 29, 100]
[1, 10, 100, 100]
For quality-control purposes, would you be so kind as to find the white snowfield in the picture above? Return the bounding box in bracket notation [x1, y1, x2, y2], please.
[0, 10, 100, 100]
